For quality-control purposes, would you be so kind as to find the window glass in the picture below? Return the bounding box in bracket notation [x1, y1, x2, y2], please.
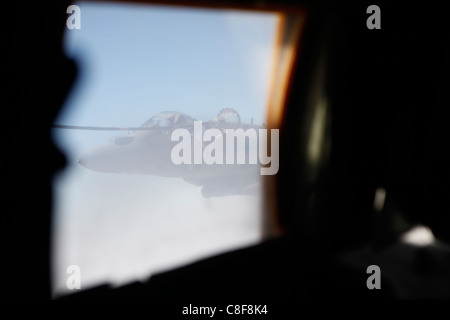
[52, 1, 278, 297]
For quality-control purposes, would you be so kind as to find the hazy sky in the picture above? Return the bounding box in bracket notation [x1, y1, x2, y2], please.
[52, 1, 277, 296]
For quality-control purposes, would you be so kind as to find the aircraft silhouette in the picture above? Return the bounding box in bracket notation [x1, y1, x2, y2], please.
[55, 108, 263, 198]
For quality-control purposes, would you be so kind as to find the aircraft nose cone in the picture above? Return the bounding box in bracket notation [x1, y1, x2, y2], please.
[77, 145, 127, 173]
[77, 155, 87, 167]
[77, 148, 106, 171]
[77, 152, 90, 169]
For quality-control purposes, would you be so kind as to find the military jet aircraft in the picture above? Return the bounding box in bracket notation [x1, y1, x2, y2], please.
[54, 109, 264, 197]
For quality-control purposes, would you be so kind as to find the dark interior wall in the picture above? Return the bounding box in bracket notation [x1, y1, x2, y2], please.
[2, 1, 74, 299]
[278, 1, 449, 249]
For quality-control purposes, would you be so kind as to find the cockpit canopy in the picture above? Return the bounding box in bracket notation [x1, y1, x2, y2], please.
[211, 108, 241, 125]
[140, 111, 197, 129]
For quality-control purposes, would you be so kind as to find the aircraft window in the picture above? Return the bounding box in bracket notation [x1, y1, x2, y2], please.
[142, 115, 172, 128]
[174, 114, 196, 127]
[52, 1, 281, 297]
[141, 112, 196, 128]
[214, 108, 241, 125]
